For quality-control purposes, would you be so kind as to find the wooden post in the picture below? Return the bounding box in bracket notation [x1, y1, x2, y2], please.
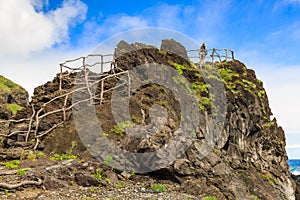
[63, 94, 68, 121]
[232, 51, 235, 60]
[212, 48, 215, 67]
[59, 64, 63, 91]
[225, 49, 228, 61]
[83, 57, 93, 104]
[100, 80, 104, 105]
[127, 71, 131, 98]
[101, 55, 104, 74]
[25, 104, 35, 142]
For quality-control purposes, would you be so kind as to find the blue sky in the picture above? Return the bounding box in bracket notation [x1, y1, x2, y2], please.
[0, 0, 300, 158]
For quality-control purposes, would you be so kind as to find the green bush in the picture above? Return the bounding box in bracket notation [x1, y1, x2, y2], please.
[202, 196, 218, 200]
[6, 103, 23, 115]
[50, 153, 76, 161]
[251, 194, 261, 200]
[110, 121, 134, 136]
[0, 76, 17, 89]
[17, 168, 29, 175]
[5, 160, 20, 169]
[152, 183, 167, 192]
[115, 181, 126, 188]
[93, 169, 102, 180]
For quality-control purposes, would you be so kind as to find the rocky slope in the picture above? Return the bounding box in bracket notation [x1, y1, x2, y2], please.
[0, 75, 29, 135]
[0, 40, 297, 199]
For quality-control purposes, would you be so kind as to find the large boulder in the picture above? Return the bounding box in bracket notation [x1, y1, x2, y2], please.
[160, 39, 189, 60]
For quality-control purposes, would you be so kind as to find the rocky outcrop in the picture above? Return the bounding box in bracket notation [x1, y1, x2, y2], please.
[0, 41, 296, 199]
[0, 75, 28, 107]
[160, 39, 189, 60]
[0, 75, 29, 135]
[292, 175, 300, 200]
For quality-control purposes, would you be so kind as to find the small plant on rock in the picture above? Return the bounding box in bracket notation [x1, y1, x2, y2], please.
[115, 181, 126, 188]
[5, 160, 20, 169]
[251, 194, 261, 200]
[104, 155, 113, 166]
[202, 196, 218, 200]
[152, 183, 167, 192]
[6, 104, 23, 115]
[50, 152, 76, 161]
[110, 121, 134, 136]
[27, 153, 37, 161]
[93, 169, 103, 180]
[36, 151, 45, 157]
[17, 168, 29, 175]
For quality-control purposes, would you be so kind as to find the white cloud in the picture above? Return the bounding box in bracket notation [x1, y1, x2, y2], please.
[79, 0, 233, 48]
[106, 15, 148, 34]
[261, 67, 300, 134]
[80, 15, 148, 47]
[46, 0, 87, 44]
[30, 0, 49, 11]
[0, 0, 87, 55]
[0, 47, 89, 97]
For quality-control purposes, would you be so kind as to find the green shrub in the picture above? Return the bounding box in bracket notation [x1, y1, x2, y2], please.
[50, 153, 76, 161]
[110, 121, 134, 136]
[6, 103, 23, 115]
[5, 160, 20, 169]
[93, 169, 102, 180]
[202, 196, 218, 200]
[168, 61, 187, 75]
[115, 181, 126, 188]
[104, 155, 113, 166]
[27, 154, 37, 161]
[218, 68, 239, 82]
[251, 194, 261, 200]
[0, 75, 18, 90]
[152, 183, 167, 192]
[36, 151, 45, 157]
[17, 168, 29, 175]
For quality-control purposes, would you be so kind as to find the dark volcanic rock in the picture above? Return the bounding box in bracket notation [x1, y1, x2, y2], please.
[0, 104, 11, 120]
[160, 39, 189, 60]
[0, 75, 29, 106]
[0, 75, 29, 136]
[292, 174, 300, 200]
[75, 172, 103, 187]
[114, 40, 156, 59]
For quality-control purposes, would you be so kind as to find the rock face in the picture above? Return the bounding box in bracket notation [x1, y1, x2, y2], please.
[292, 175, 300, 200]
[160, 39, 189, 60]
[0, 75, 29, 134]
[0, 41, 296, 199]
[0, 75, 28, 107]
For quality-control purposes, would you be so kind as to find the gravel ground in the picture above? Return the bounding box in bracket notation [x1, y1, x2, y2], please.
[0, 156, 201, 200]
